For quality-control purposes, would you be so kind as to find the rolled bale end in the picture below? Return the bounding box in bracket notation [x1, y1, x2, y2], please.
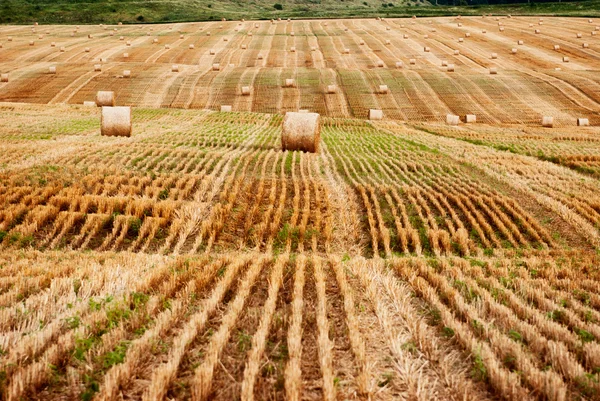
[482, 30, 487, 33]
[29, 41, 35, 46]
[458, 38, 464, 43]
[385, 40, 391, 45]
[409, 58, 416, 65]
[326, 85, 336, 94]
[582, 43, 589, 48]
[360, 40, 365, 45]
[96, 91, 115, 107]
[241, 86, 251, 96]
[376, 60, 384, 67]
[447, 64, 455, 72]
[403, 34, 409, 39]
[281, 112, 321, 153]
[209, 50, 216, 55]
[518, 40, 524, 45]
[153, 39, 158, 44]
[120, 36, 124, 41]
[257, 54, 264, 60]
[577, 118, 590, 127]
[499, 27, 505, 32]
[454, 50, 460, 55]
[344, 48, 350, 54]
[489, 67, 498, 74]
[51, 42, 56, 47]
[0, 74, 8, 83]
[284, 78, 295, 88]
[563, 57, 570, 63]
[553, 45, 560, 50]
[7, 37, 12, 42]
[220, 105, 232, 112]
[172, 65, 179, 72]
[463, 114, 476, 123]
[126, 41, 131, 46]
[60, 47, 66, 52]
[189, 44, 195, 49]
[441, 60, 448, 66]
[369, 109, 383, 120]
[446, 114, 460, 125]
[83, 101, 96, 107]
[212, 63, 220, 71]
[491, 52, 498, 59]
[290, 47, 296, 52]
[424, 46, 430, 52]
[85, 47, 90, 53]
[395, 61, 404, 68]
[241, 45, 247, 50]
[535, 29, 541, 34]
[465, 32, 471, 37]
[123, 53, 129, 58]
[94, 64, 102, 72]
[48, 66, 56, 74]
[101, 106, 132, 137]
[542, 116, 554, 128]
[165, 45, 171, 49]
[511, 48, 518, 54]
[577, 33, 582, 38]
[248, 32, 253, 37]
[378, 85, 389, 94]
[123, 70, 131, 78]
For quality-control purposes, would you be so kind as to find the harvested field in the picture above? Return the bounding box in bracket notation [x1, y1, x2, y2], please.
[1, 16, 600, 401]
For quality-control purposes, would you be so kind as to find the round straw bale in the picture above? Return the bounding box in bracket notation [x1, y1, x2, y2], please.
[7, 37, 12, 42]
[563, 56, 570, 62]
[1, 74, 8, 83]
[518, 40, 524, 45]
[511, 48, 517, 54]
[241, 86, 251, 95]
[446, 114, 459, 125]
[577, 33, 582, 38]
[535, 29, 541, 34]
[96, 91, 115, 107]
[376, 60, 384, 67]
[48, 66, 56, 74]
[241, 44, 247, 49]
[189, 44, 195, 49]
[482, 29, 487, 33]
[290, 32, 295, 36]
[458, 38, 464, 43]
[499, 27, 505, 32]
[424, 46, 430, 52]
[489, 67, 498, 74]
[290, 46, 296, 52]
[51, 42, 55, 47]
[593, 32, 597, 36]
[582, 43, 589, 48]
[85, 47, 90, 52]
[126, 41, 131, 46]
[378, 85, 389, 94]
[94, 64, 102, 72]
[180, 35, 184, 39]
[223, 37, 228, 42]
[123, 70, 131, 78]
[465, 32, 471, 37]
[88, 34, 93, 39]
[553, 45, 560, 50]
[29, 41, 35, 46]
[38, 34, 44, 40]
[220, 105, 232, 112]
[206, 32, 211, 36]
[60, 46, 66, 52]
[172, 65, 179, 72]
[255, 23, 259, 28]
[577, 118, 590, 126]
[281, 112, 320, 153]
[123, 52, 129, 58]
[490, 52, 497, 59]
[386, 27, 391, 31]
[326, 85, 336, 94]
[395, 61, 404, 68]
[212, 63, 220, 71]
[424, 35, 429, 39]
[110, 32, 114, 36]
[83, 101, 96, 107]
[258, 54, 264, 60]
[409, 58, 416, 64]
[165, 44, 171, 49]
[385, 39, 391, 45]
[368, 109, 383, 120]
[248, 32, 253, 36]
[447, 64, 455, 72]
[403, 34, 409, 39]
[542, 116, 553, 127]
[153, 38, 158, 44]
[311, 46, 316, 51]
[285, 78, 295, 87]
[210, 49, 216, 55]
[101, 106, 132, 137]
[120, 36, 124, 40]
[360, 39, 365, 45]
[344, 48, 350, 54]
[442, 60, 448, 66]
[454, 50, 460, 55]
[463, 114, 476, 123]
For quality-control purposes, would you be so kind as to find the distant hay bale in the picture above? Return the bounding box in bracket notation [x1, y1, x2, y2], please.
[110, 32, 114, 37]
[424, 46, 430, 52]
[255, 23, 259, 28]
[223, 37, 228, 42]
[123, 70, 131, 78]
[542, 116, 553, 127]
[577, 33, 582, 38]
[248, 32, 253, 36]
[386, 27, 391, 31]
[311, 46, 316, 51]
[376, 60, 384, 67]
[290, 32, 295, 36]
[489, 67, 497, 74]
[395, 61, 404, 68]
[210, 49, 216, 55]
[368, 109, 383, 120]
[326, 85, 336, 94]
[454, 50, 460, 55]
[85, 47, 90, 52]
[284, 78, 295, 88]
[403, 34, 409, 39]
[126, 41, 131, 46]
[60, 46, 66, 52]
[465, 32, 471, 37]
[281, 112, 321, 153]
[165, 44, 171, 49]
[101, 106, 132, 137]
[577, 118, 590, 126]
[385, 39, 391, 45]
[458, 23, 462, 27]
[553, 45, 560, 50]
[378, 85, 389, 94]
[535, 29, 541, 34]
[7, 37, 12, 42]
[189, 44, 195, 49]
[94, 64, 102, 72]
[83, 101, 96, 107]
[153, 38, 158, 44]
[511, 48, 518, 54]
[48, 66, 56, 74]
[442, 60, 448, 66]
[344, 48, 350, 54]
[220, 105, 232, 112]
[88, 34, 93, 39]
[582, 43, 589, 48]
[172, 65, 179, 72]
[563, 57, 569, 62]
[447, 64, 455, 72]
[360, 40, 365, 45]
[241, 86, 251, 95]
[518, 40, 524, 45]
[446, 114, 459, 125]
[345, 28, 349, 32]
[424, 35, 429, 39]
[1, 74, 8, 83]
[96, 91, 115, 107]
[241, 44, 247, 49]
[290, 46, 296, 52]
[180, 35, 184, 39]
[499, 27, 505, 32]
[212, 63, 220, 71]
[120, 36, 124, 40]
[123, 52, 129, 58]
[258, 54, 264, 60]
[482, 29, 487, 33]
[458, 38, 464, 43]
[463, 114, 476, 123]
[490, 52, 497, 59]
[29, 41, 35, 46]
[409, 58, 416, 64]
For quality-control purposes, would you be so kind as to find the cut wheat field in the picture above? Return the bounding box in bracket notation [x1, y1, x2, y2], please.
[1, 15, 600, 401]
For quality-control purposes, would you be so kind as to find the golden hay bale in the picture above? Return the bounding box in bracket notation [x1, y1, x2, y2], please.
[123, 52, 129, 58]
[458, 38, 464, 43]
[223, 37, 228, 42]
[577, 33, 582, 38]
[257, 54, 264, 60]
[518, 40, 524, 45]
[424, 34, 429, 39]
[48, 66, 56, 74]
[38, 34, 43, 39]
[85, 47, 90, 52]
[126, 41, 131, 46]
[385, 39, 391, 45]
[446, 114, 459, 125]
[88, 34, 93, 39]
[499, 27, 505, 32]
[344, 48, 350, 54]
[1, 74, 8, 83]
[360, 39, 365, 45]
[248, 32, 253, 36]
[101, 106, 132, 137]
[212, 63, 220, 71]
[441, 60, 448, 66]
[180, 35, 184, 39]
[376, 60, 384, 67]
[447, 64, 455, 72]
[424, 46, 430, 52]
[255, 23, 259, 28]
[563, 56, 570, 62]
[378, 85, 389, 94]
[409, 58, 416, 65]
[577, 118, 590, 126]
[241, 44, 247, 49]
[535, 29, 541, 34]
[542, 116, 554, 127]
[490, 52, 497, 59]
[29, 40, 35, 46]
[386, 27, 391, 31]
[465, 32, 471, 37]
[241, 86, 251, 95]
[290, 46, 296, 52]
[7, 37, 12, 42]
[326, 85, 336, 94]
[210, 49, 216, 55]
[60, 46, 66, 52]
[172, 65, 179, 72]
[482, 29, 487, 33]
[511, 48, 518, 54]
[110, 32, 114, 36]
[50, 42, 55, 47]
[96, 91, 115, 107]
[206, 32, 211, 36]
[403, 34, 409, 39]
[463, 114, 476, 123]
[582, 43, 589, 48]
[454, 50, 460, 55]
[311, 46, 317, 51]
[189, 44, 195, 49]
[593, 31, 597, 36]
[369, 109, 383, 120]
[290, 31, 295, 36]
[553, 44, 560, 50]
[153, 38, 158, 44]
[120, 36, 124, 40]
[395, 61, 404, 68]
[489, 67, 498, 74]
[221, 105, 232, 112]
[285, 78, 295, 88]
[281, 112, 321, 153]
[94, 64, 102, 72]
[83, 101, 96, 107]
[165, 44, 171, 49]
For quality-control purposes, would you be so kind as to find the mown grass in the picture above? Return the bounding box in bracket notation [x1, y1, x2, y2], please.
[1, 0, 599, 25]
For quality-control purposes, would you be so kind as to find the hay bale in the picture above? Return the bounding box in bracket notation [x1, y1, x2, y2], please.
[577, 33, 582, 38]
[454, 50, 460, 55]
[446, 114, 459, 125]
[101, 106, 132, 137]
[126, 41, 131, 46]
[165, 44, 171, 49]
[223, 37, 228, 42]
[94, 64, 102, 72]
[153, 38, 158, 44]
[51, 42, 55, 47]
[7, 37, 12, 42]
[172, 65, 179, 72]
[409, 58, 416, 65]
[553, 45, 560, 50]
[85, 47, 90, 52]
[326, 85, 336, 94]
[255, 23, 259, 28]
[489, 67, 498, 74]
[110, 32, 114, 36]
[458, 38, 464, 43]
[123, 70, 131, 78]
[48, 66, 56, 74]
[123, 52, 129, 58]
[583, 43, 589, 48]
[378, 85, 389, 94]
[424, 35, 429, 39]
[535, 29, 541, 34]
[577, 118, 590, 126]
[311, 46, 316, 51]
[248, 32, 253, 36]
[491, 52, 497, 59]
[403, 34, 409, 39]
[465, 32, 471, 37]
[369, 109, 383, 120]
[386, 27, 391, 31]
[212, 63, 220, 71]
[518, 40, 524, 45]
[221, 105, 232, 112]
[360, 40, 365, 45]
[345, 28, 349, 32]
[180, 35, 184, 39]
[511, 48, 518, 54]
[29, 41, 35, 46]
[463, 114, 476, 123]
[210, 49, 216, 55]
[344, 48, 350, 54]
[447, 64, 455, 72]
[482, 29, 487, 33]
[499, 27, 505, 32]
[290, 46, 296, 52]
[241, 44, 247, 49]
[189, 44, 195, 49]
[83, 101, 96, 107]
[241, 86, 251, 95]
[120, 36, 124, 40]
[284, 78, 295, 88]
[290, 32, 295, 36]
[96, 91, 115, 107]
[281, 112, 320, 153]
[258, 54, 264, 60]
[542, 116, 553, 127]
[1, 74, 8, 83]
[88, 34, 93, 39]
[60, 46, 66, 52]
[424, 46, 430, 52]
[563, 56, 570, 62]
[376, 60, 384, 67]
[395, 61, 404, 68]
